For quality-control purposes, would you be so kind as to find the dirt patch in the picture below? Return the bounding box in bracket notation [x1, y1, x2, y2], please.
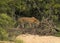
[16, 34, 60, 43]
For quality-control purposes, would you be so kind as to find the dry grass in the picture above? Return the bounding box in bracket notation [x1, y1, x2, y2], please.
[16, 34, 60, 43]
[0, 41, 14, 43]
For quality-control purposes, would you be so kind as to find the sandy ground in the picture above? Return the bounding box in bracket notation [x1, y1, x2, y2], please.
[16, 34, 60, 43]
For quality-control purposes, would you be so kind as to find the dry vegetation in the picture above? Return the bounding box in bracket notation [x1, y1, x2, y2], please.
[0, 41, 14, 43]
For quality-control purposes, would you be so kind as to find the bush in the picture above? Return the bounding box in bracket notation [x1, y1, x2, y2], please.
[0, 13, 15, 40]
[0, 27, 8, 41]
[0, 13, 15, 29]
[14, 39, 23, 43]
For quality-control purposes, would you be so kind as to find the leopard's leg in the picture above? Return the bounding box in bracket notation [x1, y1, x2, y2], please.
[20, 22, 24, 28]
[30, 23, 32, 28]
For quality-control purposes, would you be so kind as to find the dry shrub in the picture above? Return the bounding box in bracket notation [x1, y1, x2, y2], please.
[35, 18, 57, 35]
